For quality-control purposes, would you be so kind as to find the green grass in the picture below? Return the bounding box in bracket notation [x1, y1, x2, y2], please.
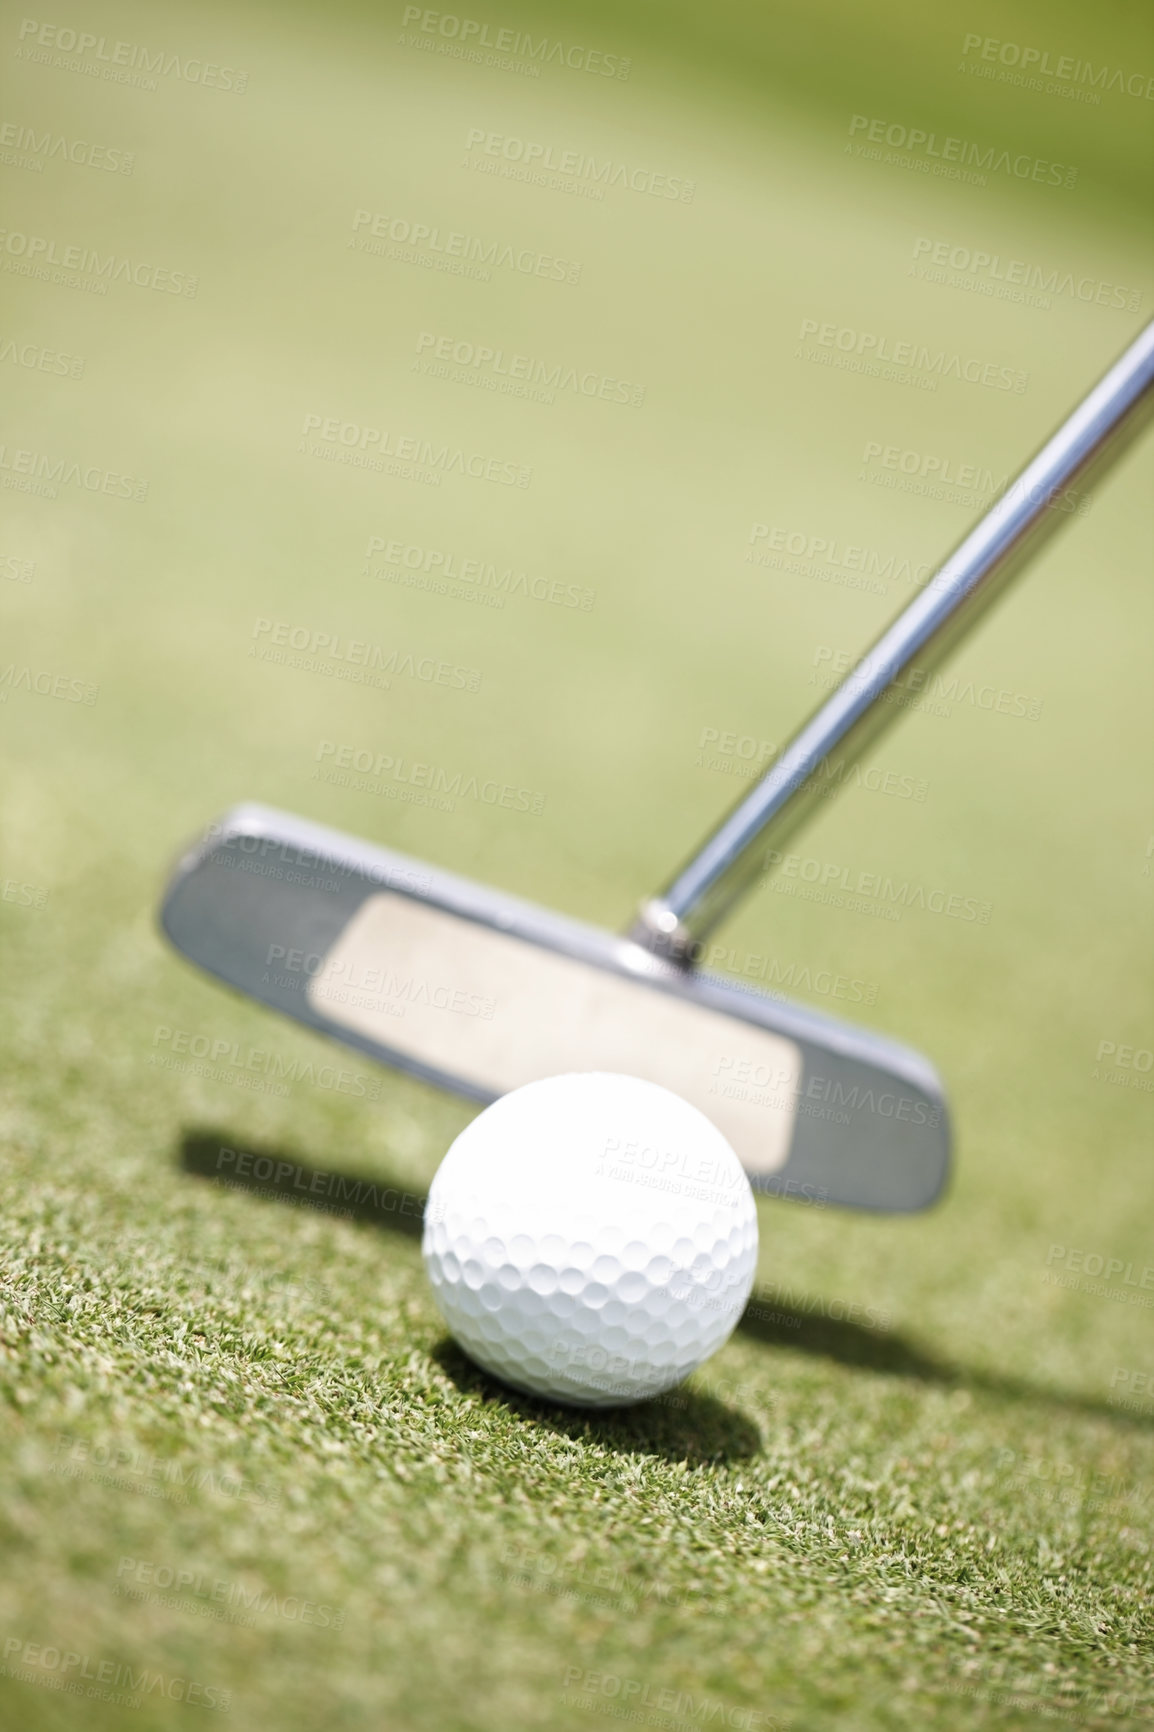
[1, 0, 1152, 1725]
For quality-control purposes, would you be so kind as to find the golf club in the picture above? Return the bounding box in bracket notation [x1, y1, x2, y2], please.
[159, 321, 1154, 1213]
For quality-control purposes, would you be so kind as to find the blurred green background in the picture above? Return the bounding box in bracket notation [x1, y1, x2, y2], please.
[1, 0, 1151, 1725]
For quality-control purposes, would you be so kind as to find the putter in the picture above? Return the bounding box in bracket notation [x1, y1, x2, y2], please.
[160, 322, 1154, 1212]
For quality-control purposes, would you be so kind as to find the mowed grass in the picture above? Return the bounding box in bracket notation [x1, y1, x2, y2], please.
[1, 0, 1152, 1725]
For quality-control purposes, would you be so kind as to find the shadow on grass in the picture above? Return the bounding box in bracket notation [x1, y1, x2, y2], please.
[738, 1294, 1154, 1432]
[430, 1339, 763, 1465]
[739, 1294, 946, 1378]
[181, 1128, 425, 1239]
[180, 1127, 1153, 1436]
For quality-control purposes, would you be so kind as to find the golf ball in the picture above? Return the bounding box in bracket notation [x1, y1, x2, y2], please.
[421, 1072, 758, 1407]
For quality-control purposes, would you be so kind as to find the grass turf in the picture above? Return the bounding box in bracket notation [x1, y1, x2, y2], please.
[1, 0, 1152, 1725]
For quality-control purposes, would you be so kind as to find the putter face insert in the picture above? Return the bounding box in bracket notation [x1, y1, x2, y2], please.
[158, 324, 1154, 1215]
[161, 804, 948, 1212]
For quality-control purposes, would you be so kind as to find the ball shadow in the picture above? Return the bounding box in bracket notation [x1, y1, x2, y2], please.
[430, 1339, 764, 1465]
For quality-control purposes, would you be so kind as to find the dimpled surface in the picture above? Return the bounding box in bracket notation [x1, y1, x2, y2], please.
[421, 1072, 758, 1407]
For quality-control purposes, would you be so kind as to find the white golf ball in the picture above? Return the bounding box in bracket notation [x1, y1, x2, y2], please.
[421, 1072, 759, 1407]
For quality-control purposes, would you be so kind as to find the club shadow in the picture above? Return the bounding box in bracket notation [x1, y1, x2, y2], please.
[179, 1128, 425, 1240]
[738, 1293, 1154, 1432]
[429, 1338, 763, 1465]
[740, 1292, 944, 1378]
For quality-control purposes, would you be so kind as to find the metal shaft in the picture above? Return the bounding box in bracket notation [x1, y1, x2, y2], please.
[632, 320, 1154, 961]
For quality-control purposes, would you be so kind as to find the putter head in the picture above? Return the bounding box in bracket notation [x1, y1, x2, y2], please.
[158, 805, 950, 1212]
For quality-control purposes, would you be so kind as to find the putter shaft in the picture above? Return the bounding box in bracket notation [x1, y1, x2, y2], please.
[634, 320, 1154, 959]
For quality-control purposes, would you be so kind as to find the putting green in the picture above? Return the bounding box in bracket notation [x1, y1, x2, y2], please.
[1, 0, 1151, 1725]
